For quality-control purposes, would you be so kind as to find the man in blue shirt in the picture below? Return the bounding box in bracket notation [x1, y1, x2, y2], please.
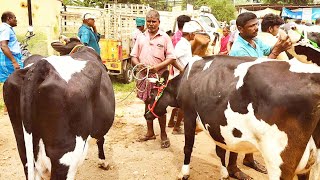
[228, 12, 292, 180]
[78, 13, 101, 55]
[0, 11, 23, 83]
[229, 12, 291, 58]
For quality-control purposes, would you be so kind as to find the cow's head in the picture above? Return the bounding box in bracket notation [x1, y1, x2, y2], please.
[191, 33, 211, 56]
[284, 25, 320, 65]
[144, 70, 180, 121]
[51, 37, 82, 55]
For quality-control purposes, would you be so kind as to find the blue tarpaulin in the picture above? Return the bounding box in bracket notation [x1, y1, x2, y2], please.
[282, 7, 302, 19]
[312, 8, 320, 20]
[282, 7, 320, 20]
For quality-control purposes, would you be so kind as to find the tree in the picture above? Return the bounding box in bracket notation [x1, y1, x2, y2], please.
[194, 0, 236, 23]
[261, 0, 312, 4]
[62, 0, 143, 8]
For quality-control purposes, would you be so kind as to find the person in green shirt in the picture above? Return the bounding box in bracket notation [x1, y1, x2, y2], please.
[78, 13, 101, 55]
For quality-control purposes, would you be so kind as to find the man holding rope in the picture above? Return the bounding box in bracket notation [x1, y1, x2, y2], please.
[130, 9, 183, 148]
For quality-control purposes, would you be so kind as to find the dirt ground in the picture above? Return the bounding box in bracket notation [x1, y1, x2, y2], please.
[0, 92, 268, 180]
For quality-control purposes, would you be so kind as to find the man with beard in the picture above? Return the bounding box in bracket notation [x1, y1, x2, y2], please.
[78, 13, 101, 55]
[230, 12, 291, 59]
[228, 12, 292, 179]
[130, 10, 183, 148]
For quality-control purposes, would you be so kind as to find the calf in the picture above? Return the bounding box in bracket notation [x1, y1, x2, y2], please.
[144, 55, 320, 179]
[3, 38, 115, 179]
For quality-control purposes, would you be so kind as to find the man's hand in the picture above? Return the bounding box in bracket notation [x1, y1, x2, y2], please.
[149, 65, 159, 73]
[12, 61, 20, 70]
[136, 63, 148, 72]
[272, 36, 292, 56]
[92, 25, 97, 33]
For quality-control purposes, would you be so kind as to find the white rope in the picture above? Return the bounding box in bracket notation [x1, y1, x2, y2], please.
[132, 63, 150, 81]
[132, 63, 154, 93]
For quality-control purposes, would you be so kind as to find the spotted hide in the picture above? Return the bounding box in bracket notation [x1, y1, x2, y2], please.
[144, 55, 320, 179]
[3, 39, 115, 180]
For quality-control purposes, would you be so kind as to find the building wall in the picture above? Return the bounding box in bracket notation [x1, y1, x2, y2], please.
[0, 0, 62, 56]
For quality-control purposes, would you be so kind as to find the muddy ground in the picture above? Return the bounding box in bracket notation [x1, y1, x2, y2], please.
[0, 92, 267, 180]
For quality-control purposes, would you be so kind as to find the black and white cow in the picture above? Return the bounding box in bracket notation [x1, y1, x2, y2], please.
[144, 52, 320, 179]
[3, 38, 115, 179]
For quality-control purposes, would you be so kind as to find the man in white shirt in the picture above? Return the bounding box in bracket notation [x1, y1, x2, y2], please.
[258, 13, 289, 60]
[171, 21, 200, 134]
[174, 21, 200, 75]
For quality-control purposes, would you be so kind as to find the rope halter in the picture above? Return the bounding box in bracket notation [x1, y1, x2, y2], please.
[146, 78, 170, 119]
[69, 44, 85, 55]
[294, 29, 320, 51]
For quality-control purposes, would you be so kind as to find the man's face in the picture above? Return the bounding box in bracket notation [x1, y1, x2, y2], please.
[239, 18, 259, 39]
[8, 13, 17, 27]
[86, 18, 95, 27]
[190, 33, 196, 41]
[269, 25, 280, 36]
[146, 16, 160, 34]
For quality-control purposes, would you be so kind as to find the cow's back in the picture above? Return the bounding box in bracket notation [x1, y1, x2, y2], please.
[4, 54, 115, 179]
[179, 56, 320, 148]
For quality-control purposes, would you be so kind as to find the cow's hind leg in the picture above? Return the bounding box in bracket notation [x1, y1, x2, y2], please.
[227, 152, 253, 180]
[97, 137, 110, 170]
[178, 110, 197, 180]
[215, 149, 253, 180]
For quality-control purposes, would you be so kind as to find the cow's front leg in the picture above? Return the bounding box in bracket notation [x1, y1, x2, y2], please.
[97, 137, 110, 170]
[178, 111, 197, 180]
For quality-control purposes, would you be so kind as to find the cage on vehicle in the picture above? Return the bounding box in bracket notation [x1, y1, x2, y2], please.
[60, 4, 150, 83]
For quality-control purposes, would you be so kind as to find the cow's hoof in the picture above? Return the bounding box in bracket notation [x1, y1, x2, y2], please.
[229, 171, 253, 180]
[98, 160, 110, 170]
[177, 174, 189, 180]
[161, 139, 170, 148]
[220, 177, 230, 180]
[178, 171, 190, 180]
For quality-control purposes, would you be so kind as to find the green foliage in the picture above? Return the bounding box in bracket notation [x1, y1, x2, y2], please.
[261, 0, 312, 4]
[17, 32, 49, 56]
[194, 0, 236, 22]
[112, 80, 136, 103]
[113, 81, 135, 92]
[62, 0, 143, 8]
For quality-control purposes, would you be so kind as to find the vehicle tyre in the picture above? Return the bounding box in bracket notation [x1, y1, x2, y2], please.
[123, 61, 133, 84]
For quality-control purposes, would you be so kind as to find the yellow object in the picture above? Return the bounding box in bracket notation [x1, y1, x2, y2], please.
[99, 39, 123, 72]
[100, 39, 120, 61]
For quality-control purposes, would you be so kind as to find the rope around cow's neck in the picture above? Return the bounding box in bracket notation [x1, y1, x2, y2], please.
[69, 44, 85, 54]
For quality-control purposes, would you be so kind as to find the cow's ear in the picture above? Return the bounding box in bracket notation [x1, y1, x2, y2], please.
[162, 70, 169, 82]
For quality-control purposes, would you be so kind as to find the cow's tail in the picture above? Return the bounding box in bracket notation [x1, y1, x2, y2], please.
[21, 60, 49, 179]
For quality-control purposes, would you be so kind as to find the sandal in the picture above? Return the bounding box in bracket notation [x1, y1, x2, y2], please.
[243, 160, 267, 174]
[229, 171, 253, 180]
[161, 139, 170, 148]
[136, 135, 156, 142]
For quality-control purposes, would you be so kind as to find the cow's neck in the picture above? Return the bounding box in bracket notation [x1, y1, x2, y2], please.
[171, 74, 183, 107]
[286, 45, 320, 66]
